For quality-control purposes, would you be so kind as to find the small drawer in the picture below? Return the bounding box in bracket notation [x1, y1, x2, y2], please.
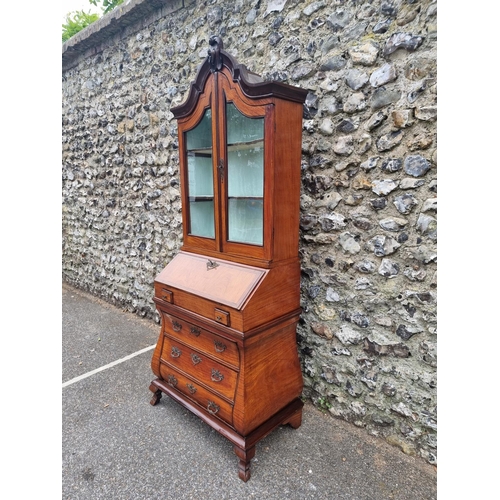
[159, 365, 233, 425]
[162, 313, 239, 368]
[159, 288, 173, 303]
[161, 338, 238, 401]
[214, 308, 230, 326]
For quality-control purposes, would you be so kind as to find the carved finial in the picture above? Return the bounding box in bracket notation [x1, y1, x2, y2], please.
[208, 35, 224, 72]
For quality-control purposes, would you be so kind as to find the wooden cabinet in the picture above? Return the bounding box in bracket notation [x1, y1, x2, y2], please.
[149, 36, 308, 481]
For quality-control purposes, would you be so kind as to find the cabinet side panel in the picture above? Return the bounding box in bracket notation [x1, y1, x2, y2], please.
[151, 314, 166, 379]
[242, 260, 301, 330]
[272, 100, 303, 262]
[232, 321, 303, 436]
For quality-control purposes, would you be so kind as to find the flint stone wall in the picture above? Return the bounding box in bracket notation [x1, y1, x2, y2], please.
[62, 0, 437, 465]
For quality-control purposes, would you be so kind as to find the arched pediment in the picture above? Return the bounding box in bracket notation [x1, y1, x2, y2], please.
[171, 36, 308, 118]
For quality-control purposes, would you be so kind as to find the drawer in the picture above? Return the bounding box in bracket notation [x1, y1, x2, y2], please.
[161, 337, 238, 401]
[214, 308, 230, 326]
[162, 312, 239, 368]
[159, 364, 233, 425]
[155, 284, 174, 303]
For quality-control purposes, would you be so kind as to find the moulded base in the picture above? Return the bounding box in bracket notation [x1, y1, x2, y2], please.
[149, 377, 303, 482]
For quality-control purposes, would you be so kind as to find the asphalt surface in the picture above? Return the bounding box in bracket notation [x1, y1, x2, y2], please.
[62, 281, 437, 500]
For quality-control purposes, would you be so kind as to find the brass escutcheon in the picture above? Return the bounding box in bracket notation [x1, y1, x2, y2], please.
[206, 259, 219, 271]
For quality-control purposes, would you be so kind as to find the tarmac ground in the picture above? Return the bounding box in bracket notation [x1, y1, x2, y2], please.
[62, 281, 437, 500]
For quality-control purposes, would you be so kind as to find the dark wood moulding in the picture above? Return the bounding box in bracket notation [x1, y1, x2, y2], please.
[171, 35, 308, 119]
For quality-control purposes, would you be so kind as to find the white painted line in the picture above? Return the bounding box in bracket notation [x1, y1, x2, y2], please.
[62, 344, 156, 388]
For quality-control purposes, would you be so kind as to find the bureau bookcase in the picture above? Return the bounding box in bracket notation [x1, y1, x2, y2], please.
[149, 36, 308, 481]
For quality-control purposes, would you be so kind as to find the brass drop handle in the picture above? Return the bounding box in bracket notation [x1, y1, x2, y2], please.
[190, 326, 201, 336]
[211, 369, 224, 382]
[186, 383, 197, 395]
[191, 353, 202, 365]
[171, 346, 181, 358]
[167, 375, 178, 387]
[214, 340, 226, 353]
[207, 401, 220, 415]
[172, 320, 182, 332]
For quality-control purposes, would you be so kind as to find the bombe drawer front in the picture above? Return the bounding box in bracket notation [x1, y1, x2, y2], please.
[162, 312, 239, 368]
[160, 337, 238, 401]
[158, 364, 233, 424]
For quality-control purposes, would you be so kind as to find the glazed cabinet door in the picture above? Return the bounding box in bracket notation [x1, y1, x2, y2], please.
[178, 80, 219, 253]
[178, 67, 275, 262]
[225, 101, 264, 247]
[218, 71, 274, 261]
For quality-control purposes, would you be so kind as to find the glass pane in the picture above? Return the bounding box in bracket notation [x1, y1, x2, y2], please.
[228, 199, 263, 246]
[227, 146, 263, 197]
[226, 102, 264, 246]
[185, 108, 214, 238]
[226, 102, 264, 144]
[186, 109, 212, 150]
[188, 154, 213, 197]
[189, 200, 215, 238]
